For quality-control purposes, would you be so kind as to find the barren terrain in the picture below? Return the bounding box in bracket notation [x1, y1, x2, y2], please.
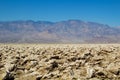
[0, 44, 120, 80]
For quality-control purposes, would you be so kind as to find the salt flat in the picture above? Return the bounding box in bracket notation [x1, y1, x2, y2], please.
[0, 44, 120, 80]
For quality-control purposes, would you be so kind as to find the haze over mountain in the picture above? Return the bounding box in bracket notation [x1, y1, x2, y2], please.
[0, 20, 120, 43]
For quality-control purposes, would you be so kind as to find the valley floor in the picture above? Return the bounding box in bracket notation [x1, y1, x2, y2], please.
[0, 44, 120, 80]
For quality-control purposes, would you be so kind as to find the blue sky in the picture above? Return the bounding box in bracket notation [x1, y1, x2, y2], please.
[0, 0, 120, 27]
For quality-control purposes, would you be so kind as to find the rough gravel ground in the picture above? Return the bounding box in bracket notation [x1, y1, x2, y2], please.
[0, 44, 120, 80]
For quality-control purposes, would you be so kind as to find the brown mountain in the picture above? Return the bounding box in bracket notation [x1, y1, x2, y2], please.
[0, 20, 120, 43]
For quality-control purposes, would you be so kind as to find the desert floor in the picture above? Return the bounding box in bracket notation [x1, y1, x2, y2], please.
[0, 44, 120, 80]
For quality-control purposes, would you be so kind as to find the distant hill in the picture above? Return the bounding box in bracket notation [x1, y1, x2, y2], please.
[0, 20, 120, 43]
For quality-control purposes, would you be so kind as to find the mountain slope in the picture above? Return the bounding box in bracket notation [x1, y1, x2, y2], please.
[0, 20, 120, 43]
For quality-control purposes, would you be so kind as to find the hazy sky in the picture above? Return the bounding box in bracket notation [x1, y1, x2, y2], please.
[0, 0, 120, 27]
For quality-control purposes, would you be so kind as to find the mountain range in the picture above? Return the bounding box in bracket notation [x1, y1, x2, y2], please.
[0, 20, 120, 43]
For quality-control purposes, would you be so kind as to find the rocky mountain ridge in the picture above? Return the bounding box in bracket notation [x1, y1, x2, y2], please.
[0, 20, 120, 43]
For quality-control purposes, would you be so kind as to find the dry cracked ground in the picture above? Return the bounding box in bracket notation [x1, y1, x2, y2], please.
[0, 44, 120, 80]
